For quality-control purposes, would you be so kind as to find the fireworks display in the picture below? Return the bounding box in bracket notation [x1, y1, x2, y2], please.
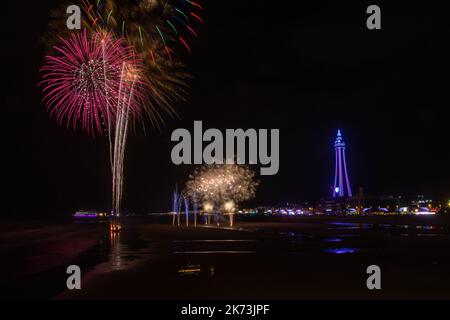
[186, 164, 259, 212]
[43, 0, 207, 128]
[40, 29, 148, 135]
[82, 0, 205, 58]
[40, 0, 206, 221]
[81, 0, 203, 127]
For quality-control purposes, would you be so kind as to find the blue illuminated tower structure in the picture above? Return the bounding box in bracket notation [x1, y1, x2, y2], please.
[333, 130, 352, 198]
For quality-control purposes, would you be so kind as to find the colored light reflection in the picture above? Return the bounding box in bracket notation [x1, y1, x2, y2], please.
[323, 248, 358, 254]
[414, 211, 436, 215]
[322, 238, 343, 243]
[73, 213, 98, 218]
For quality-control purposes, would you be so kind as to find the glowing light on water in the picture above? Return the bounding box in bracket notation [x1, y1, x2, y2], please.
[323, 248, 358, 254]
[322, 238, 343, 243]
[414, 211, 436, 215]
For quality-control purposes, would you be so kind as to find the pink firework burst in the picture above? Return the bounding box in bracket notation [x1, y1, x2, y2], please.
[40, 29, 148, 135]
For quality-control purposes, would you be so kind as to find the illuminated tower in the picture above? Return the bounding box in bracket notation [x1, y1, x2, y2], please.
[333, 130, 352, 198]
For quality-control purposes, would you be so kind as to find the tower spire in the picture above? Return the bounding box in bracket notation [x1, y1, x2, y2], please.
[333, 130, 352, 198]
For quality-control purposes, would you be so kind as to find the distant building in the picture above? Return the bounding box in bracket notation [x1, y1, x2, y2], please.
[332, 130, 353, 198]
[318, 130, 354, 214]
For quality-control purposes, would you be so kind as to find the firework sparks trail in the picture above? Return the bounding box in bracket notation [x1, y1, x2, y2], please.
[108, 63, 137, 218]
[82, 0, 206, 57]
[41, 30, 149, 219]
[41, 1, 206, 227]
[102, 39, 114, 169]
[40, 29, 146, 135]
[111, 63, 124, 217]
[116, 73, 136, 216]
[42, 0, 207, 134]
[186, 164, 259, 213]
[78, 0, 206, 128]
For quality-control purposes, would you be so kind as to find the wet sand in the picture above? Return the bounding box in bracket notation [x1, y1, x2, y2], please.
[61, 216, 450, 299]
[2, 216, 450, 299]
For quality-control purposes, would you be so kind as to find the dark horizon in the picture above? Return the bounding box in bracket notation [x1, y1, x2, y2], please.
[3, 1, 449, 218]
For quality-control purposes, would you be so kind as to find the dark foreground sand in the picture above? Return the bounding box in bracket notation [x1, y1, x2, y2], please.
[2, 216, 450, 299]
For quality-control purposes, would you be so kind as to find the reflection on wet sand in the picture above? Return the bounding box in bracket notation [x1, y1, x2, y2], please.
[109, 230, 122, 271]
[173, 239, 256, 243]
[323, 248, 359, 254]
[174, 251, 256, 254]
[5, 216, 450, 299]
[92, 230, 154, 273]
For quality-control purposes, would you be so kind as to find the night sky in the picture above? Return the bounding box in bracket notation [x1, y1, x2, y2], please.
[2, 1, 449, 219]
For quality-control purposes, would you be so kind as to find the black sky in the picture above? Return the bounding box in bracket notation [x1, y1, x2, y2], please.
[2, 1, 449, 219]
